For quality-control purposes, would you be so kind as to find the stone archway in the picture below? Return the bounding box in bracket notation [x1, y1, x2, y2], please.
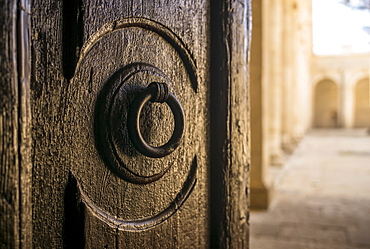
[354, 78, 370, 127]
[314, 79, 338, 127]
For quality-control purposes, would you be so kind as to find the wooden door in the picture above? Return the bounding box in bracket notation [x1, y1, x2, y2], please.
[1, 0, 251, 248]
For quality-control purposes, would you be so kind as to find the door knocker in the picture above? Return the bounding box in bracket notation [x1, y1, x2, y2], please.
[127, 82, 185, 158]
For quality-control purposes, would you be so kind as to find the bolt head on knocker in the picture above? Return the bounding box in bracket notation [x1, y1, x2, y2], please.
[127, 82, 185, 158]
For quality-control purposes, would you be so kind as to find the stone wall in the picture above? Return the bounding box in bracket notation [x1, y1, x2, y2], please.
[312, 54, 370, 128]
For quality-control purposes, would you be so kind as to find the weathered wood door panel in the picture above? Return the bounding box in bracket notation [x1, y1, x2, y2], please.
[1, 0, 250, 248]
[32, 1, 209, 248]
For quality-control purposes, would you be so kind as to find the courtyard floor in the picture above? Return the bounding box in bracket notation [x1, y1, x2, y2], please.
[250, 129, 370, 249]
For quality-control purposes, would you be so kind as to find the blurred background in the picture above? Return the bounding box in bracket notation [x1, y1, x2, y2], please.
[249, 0, 370, 248]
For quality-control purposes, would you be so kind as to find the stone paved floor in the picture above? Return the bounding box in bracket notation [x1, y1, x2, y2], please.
[250, 129, 370, 249]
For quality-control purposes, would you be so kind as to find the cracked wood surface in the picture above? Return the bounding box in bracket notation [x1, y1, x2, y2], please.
[1, 0, 251, 248]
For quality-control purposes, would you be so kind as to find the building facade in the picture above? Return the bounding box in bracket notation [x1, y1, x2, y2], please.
[250, 0, 370, 209]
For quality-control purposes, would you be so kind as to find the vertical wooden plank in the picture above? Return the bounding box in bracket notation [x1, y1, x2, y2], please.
[30, 0, 251, 247]
[18, 0, 32, 247]
[73, 1, 210, 248]
[31, 0, 67, 247]
[31, 0, 210, 247]
[0, 1, 19, 247]
[210, 0, 251, 248]
[0, 0, 32, 248]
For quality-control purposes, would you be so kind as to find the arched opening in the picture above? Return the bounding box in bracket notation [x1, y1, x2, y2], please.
[314, 79, 338, 128]
[354, 78, 370, 128]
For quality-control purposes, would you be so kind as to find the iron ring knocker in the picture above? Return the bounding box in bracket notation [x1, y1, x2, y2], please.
[128, 82, 185, 158]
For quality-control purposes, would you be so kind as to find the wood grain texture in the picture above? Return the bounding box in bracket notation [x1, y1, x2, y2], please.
[18, 0, 32, 247]
[0, 1, 19, 247]
[30, 0, 251, 247]
[31, 0, 210, 248]
[31, 1, 68, 247]
[210, 0, 251, 248]
[0, 0, 32, 248]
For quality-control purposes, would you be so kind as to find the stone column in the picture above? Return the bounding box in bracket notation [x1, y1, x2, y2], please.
[290, 3, 300, 144]
[281, 0, 295, 153]
[340, 70, 353, 128]
[294, 0, 313, 136]
[282, 0, 312, 150]
[250, 0, 270, 209]
[265, 0, 284, 166]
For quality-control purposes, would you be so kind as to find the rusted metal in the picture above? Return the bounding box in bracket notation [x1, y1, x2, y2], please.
[128, 82, 185, 158]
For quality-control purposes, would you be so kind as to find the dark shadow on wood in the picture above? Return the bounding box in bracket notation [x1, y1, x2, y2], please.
[63, 172, 85, 249]
[210, 0, 228, 247]
[62, 0, 83, 80]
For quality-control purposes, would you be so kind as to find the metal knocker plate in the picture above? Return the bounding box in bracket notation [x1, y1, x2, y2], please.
[128, 82, 185, 158]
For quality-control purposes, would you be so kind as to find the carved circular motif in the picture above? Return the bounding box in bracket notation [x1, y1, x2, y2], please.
[70, 17, 198, 231]
[96, 63, 179, 184]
